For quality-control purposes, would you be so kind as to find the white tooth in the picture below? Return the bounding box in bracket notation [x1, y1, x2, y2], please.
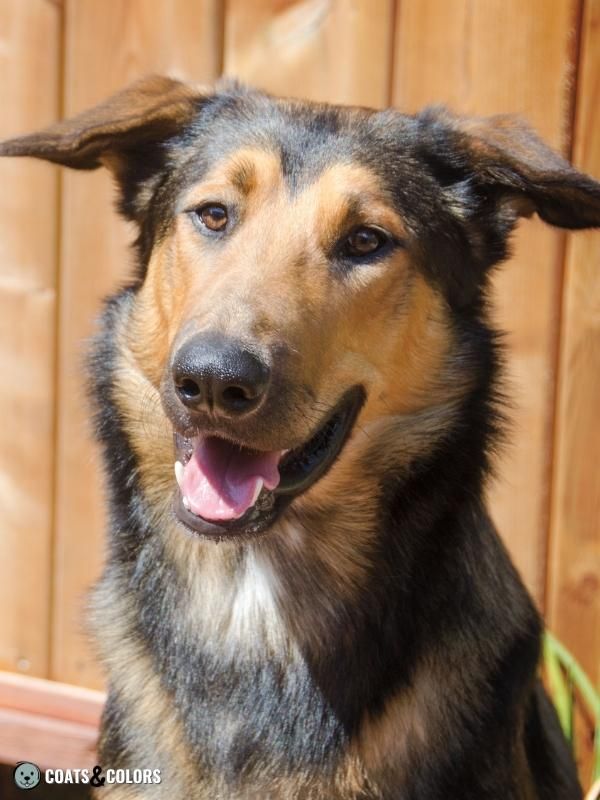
[175, 461, 184, 487]
[182, 495, 191, 510]
[251, 479, 264, 506]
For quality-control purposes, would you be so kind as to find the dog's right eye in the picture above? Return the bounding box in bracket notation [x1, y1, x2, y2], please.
[192, 203, 228, 232]
[339, 225, 392, 262]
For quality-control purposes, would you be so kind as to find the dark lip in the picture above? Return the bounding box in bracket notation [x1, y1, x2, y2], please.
[172, 385, 365, 540]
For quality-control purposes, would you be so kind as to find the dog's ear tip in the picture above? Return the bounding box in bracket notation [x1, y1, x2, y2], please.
[0, 134, 54, 160]
[0, 138, 20, 157]
[0, 132, 102, 169]
[0, 74, 205, 168]
[0, 137, 40, 160]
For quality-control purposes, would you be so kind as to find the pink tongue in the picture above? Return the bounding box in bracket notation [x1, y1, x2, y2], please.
[180, 437, 282, 521]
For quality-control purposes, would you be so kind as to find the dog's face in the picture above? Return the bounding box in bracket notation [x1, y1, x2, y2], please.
[3, 76, 599, 540]
[128, 107, 460, 538]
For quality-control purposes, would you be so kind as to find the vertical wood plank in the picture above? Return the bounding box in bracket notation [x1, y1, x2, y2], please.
[53, 0, 222, 688]
[224, 0, 395, 106]
[548, 0, 600, 776]
[0, 1, 61, 677]
[392, 0, 580, 606]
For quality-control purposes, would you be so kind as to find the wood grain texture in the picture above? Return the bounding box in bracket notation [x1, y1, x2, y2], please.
[0, 669, 103, 727]
[224, 0, 395, 106]
[0, 709, 98, 771]
[548, 0, 600, 779]
[52, 0, 222, 688]
[0, 0, 60, 677]
[392, 0, 581, 606]
[0, 671, 103, 781]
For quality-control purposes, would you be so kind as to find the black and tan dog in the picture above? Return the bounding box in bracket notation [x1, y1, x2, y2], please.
[2, 76, 599, 799]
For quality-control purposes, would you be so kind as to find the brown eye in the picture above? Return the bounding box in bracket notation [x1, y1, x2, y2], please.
[344, 226, 387, 258]
[195, 203, 228, 231]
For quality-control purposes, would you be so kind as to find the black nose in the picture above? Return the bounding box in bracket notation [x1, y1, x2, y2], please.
[172, 333, 270, 417]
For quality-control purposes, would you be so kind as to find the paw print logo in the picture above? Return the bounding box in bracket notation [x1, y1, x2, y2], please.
[13, 762, 41, 790]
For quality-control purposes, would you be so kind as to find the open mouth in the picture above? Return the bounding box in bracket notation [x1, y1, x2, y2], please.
[172, 386, 364, 539]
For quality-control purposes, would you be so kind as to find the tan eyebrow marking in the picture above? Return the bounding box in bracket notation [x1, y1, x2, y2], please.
[182, 148, 283, 209]
[228, 157, 257, 195]
[298, 163, 408, 253]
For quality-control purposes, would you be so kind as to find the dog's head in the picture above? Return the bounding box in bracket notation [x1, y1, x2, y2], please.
[3, 76, 600, 540]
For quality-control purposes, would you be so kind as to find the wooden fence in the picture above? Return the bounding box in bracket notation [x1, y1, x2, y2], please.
[0, 0, 598, 774]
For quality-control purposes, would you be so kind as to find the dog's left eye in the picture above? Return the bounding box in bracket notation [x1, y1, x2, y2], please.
[193, 203, 228, 232]
[342, 226, 388, 258]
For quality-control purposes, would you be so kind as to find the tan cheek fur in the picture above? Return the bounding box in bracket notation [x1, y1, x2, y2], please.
[327, 270, 467, 422]
[112, 318, 174, 530]
[126, 235, 191, 389]
[294, 270, 468, 518]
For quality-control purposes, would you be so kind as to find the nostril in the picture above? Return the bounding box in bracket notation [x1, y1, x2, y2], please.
[177, 378, 202, 400]
[221, 384, 253, 408]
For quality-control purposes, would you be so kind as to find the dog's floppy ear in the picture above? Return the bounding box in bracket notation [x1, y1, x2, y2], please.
[0, 75, 206, 224]
[413, 107, 600, 306]
[418, 106, 600, 230]
[0, 74, 200, 170]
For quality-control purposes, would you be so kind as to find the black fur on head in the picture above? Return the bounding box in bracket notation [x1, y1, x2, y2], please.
[2, 75, 600, 309]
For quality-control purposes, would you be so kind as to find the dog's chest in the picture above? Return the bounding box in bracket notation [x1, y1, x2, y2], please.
[135, 545, 349, 783]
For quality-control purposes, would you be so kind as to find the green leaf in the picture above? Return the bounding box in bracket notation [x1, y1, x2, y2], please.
[543, 631, 600, 787]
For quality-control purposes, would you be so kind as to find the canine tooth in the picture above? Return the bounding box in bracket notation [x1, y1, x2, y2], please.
[182, 496, 191, 510]
[175, 461, 184, 486]
[251, 479, 264, 506]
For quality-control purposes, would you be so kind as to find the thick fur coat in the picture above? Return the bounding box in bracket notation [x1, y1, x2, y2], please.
[3, 76, 600, 799]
